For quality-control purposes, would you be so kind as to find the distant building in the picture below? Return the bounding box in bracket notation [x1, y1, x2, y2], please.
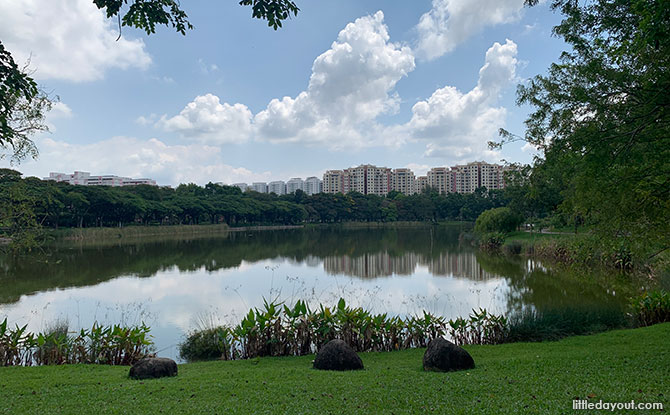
[323, 164, 391, 196]
[268, 181, 286, 195]
[45, 171, 156, 187]
[303, 177, 323, 195]
[427, 167, 452, 194]
[391, 168, 416, 195]
[251, 182, 268, 193]
[416, 176, 428, 194]
[227, 161, 512, 198]
[451, 161, 506, 193]
[286, 178, 304, 194]
[323, 170, 344, 194]
[231, 183, 249, 192]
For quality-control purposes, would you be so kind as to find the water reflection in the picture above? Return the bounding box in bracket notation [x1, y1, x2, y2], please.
[0, 226, 653, 360]
[323, 251, 499, 281]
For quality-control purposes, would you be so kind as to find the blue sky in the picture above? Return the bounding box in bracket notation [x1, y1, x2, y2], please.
[1, 0, 564, 186]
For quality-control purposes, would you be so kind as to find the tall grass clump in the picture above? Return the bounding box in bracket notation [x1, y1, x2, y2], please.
[630, 290, 670, 327]
[505, 307, 629, 342]
[179, 299, 509, 362]
[0, 319, 153, 366]
[529, 234, 653, 270]
[502, 240, 523, 255]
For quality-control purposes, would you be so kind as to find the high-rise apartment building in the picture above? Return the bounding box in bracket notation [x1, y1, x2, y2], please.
[323, 164, 391, 196]
[323, 161, 510, 196]
[286, 178, 304, 194]
[479, 163, 505, 190]
[427, 167, 453, 194]
[416, 176, 428, 194]
[230, 161, 510, 198]
[323, 170, 344, 194]
[268, 181, 286, 195]
[452, 163, 480, 194]
[451, 161, 507, 193]
[391, 168, 416, 195]
[303, 177, 323, 195]
[251, 182, 268, 193]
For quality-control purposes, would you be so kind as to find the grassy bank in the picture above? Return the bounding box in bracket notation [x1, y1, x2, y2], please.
[501, 231, 670, 274]
[1, 324, 667, 414]
[307, 221, 472, 229]
[48, 224, 231, 243]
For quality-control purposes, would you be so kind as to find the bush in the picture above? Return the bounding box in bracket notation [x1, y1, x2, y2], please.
[502, 240, 523, 255]
[179, 327, 229, 362]
[474, 207, 522, 234]
[505, 307, 629, 342]
[630, 290, 670, 327]
[479, 232, 506, 251]
[531, 234, 643, 269]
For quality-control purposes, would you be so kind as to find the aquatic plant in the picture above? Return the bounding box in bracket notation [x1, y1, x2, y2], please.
[448, 309, 508, 346]
[0, 319, 153, 366]
[179, 299, 509, 362]
[630, 290, 670, 327]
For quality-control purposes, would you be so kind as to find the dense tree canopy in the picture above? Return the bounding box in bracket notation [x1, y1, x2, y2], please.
[0, 171, 509, 235]
[496, 0, 670, 253]
[474, 207, 522, 234]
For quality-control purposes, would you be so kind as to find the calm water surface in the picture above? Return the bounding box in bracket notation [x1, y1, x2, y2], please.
[0, 226, 652, 360]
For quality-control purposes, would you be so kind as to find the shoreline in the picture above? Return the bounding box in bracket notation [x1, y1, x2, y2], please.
[44, 221, 472, 243]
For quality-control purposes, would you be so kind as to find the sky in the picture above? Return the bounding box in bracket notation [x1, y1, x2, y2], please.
[0, 0, 564, 186]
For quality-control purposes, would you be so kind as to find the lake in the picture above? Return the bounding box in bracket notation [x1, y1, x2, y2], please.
[0, 225, 653, 360]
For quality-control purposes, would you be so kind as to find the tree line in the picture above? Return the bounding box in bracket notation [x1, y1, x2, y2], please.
[0, 168, 541, 233]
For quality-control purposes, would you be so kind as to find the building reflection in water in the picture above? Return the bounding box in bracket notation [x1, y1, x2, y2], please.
[323, 251, 497, 281]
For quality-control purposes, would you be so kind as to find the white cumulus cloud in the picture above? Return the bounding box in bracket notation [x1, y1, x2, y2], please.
[0, 0, 151, 82]
[154, 11, 414, 150]
[405, 39, 518, 161]
[157, 94, 253, 144]
[416, 0, 525, 60]
[253, 10, 415, 148]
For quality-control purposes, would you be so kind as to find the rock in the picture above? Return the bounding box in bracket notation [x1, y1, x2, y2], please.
[129, 357, 178, 380]
[313, 339, 364, 371]
[423, 337, 475, 372]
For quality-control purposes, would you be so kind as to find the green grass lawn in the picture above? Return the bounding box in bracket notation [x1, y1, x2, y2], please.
[1, 324, 668, 414]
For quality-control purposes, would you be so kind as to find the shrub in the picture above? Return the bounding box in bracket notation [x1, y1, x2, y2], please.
[505, 307, 629, 342]
[630, 290, 670, 327]
[502, 240, 523, 255]
[179, 327, 229, 362]
[479, 232, 506, 251]
[474, 207, 522, 234]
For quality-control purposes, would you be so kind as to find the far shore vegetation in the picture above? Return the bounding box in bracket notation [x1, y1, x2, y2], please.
[1, 167, 668, 274]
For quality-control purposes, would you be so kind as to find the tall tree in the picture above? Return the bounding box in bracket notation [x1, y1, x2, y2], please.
[496, 0, 670, 252]
[0, 42, 52, 163]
